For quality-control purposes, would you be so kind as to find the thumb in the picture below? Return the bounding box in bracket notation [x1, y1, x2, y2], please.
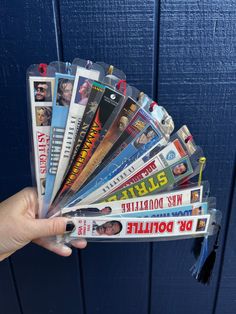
[28, 217, 74, 240]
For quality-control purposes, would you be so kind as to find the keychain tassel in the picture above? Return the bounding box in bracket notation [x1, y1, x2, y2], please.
[196, 224, 221, 284]
[191, 237, 204, 259]
[190, 236, 208, 279]
[191, 156, 207, 259]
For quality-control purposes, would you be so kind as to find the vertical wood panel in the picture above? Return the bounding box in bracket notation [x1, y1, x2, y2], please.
[0, 1, 84, 314]
[0, 0, 58, 199]
[59, 0, 156, 95]
[80, 243, 151, 314]
[59, 1, 157, 313]
[12, 245, 85, 314]
[215, 168, 236, 314]
[151, 1, 236, 313]
[0, 260, 21, 314]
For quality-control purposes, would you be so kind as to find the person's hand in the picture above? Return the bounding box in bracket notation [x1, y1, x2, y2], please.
[0, 188, 87, 261]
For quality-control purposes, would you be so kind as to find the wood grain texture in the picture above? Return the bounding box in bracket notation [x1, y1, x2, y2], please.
[59, 1, 156, 314]
[80, 243, 151, 314]
[215, 169, 236, 314]
[12, 244, 85, 314]
[0, 2, 84, 314]
[0, 259, 21, 314]
[151, 1, 236, 313]
[59, 0, 156, 95]
[0, 0, 58, 200]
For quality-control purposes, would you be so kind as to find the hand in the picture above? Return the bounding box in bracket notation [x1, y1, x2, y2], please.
[0, 188, 87, 261]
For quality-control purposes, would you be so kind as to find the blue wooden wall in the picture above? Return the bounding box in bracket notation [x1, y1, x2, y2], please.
[0, 1, 235, 313]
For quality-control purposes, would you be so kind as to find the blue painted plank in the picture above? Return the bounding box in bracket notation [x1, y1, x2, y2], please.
[215, 170, 236, 314]
[59, 1, 157, 314]
[59, 0, 156, 95]
[0, 259, 21, 314]
[0, 0, 58, 199]
[81, 243, 150, 314]
[12, 244, 85, 314]
[151, 1, 236, 313]
[0, 1, 85, 314]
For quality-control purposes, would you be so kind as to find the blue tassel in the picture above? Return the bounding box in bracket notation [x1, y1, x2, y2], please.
[197, 225, 221, 284]
[190, 236, 208, 279]
[191, 237, 204, 259]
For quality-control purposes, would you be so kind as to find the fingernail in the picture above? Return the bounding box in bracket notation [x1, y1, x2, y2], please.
[66, 221, 75, 232]
[61, 245, 72, 256]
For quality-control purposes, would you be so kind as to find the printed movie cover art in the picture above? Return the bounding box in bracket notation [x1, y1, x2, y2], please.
[74, 77, 92, 105]
[34, 81, 52, 102]
[40, 178, 46, 195]
[196, 218, 207, 232]
[42, 73, 75, 217]
[134, 126, 157, 149]
[92, 220, 122, 236]
[191, 206, 203, 216]
[66, 213, 210, 240]
[100, 110, 149, 165]
[190, 189, 201, 203]
[51, 87, 124, 210]
[56, 78, 74, 107]
[116, 202, 207, 219]
[51, 72, 100, 203]
[72, 81, 105, 158]
[67, 184, 203, 216]
[70, 97, 139, 191]
[111, 138, 186, 193]
[67, 126, 165, 207]
[30, 77, 54, 217]
[35, 106, 52, 126]
[67, 88, 124, 192]
[171, 161, 189, 178]
[62, 206, 112, 217]
[101, 156, 193, 203]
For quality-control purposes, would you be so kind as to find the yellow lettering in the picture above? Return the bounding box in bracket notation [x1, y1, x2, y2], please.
[133, 182, 149, 196]
[147, 177, 160, 192]
[157, 171, 168, 186]
[119, 190, 130, 200]
[106, 195, 118, 202]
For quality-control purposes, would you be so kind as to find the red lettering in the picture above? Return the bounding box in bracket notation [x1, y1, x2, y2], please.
[177, 194, 183, 206]
[178, 220, 193, 232]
